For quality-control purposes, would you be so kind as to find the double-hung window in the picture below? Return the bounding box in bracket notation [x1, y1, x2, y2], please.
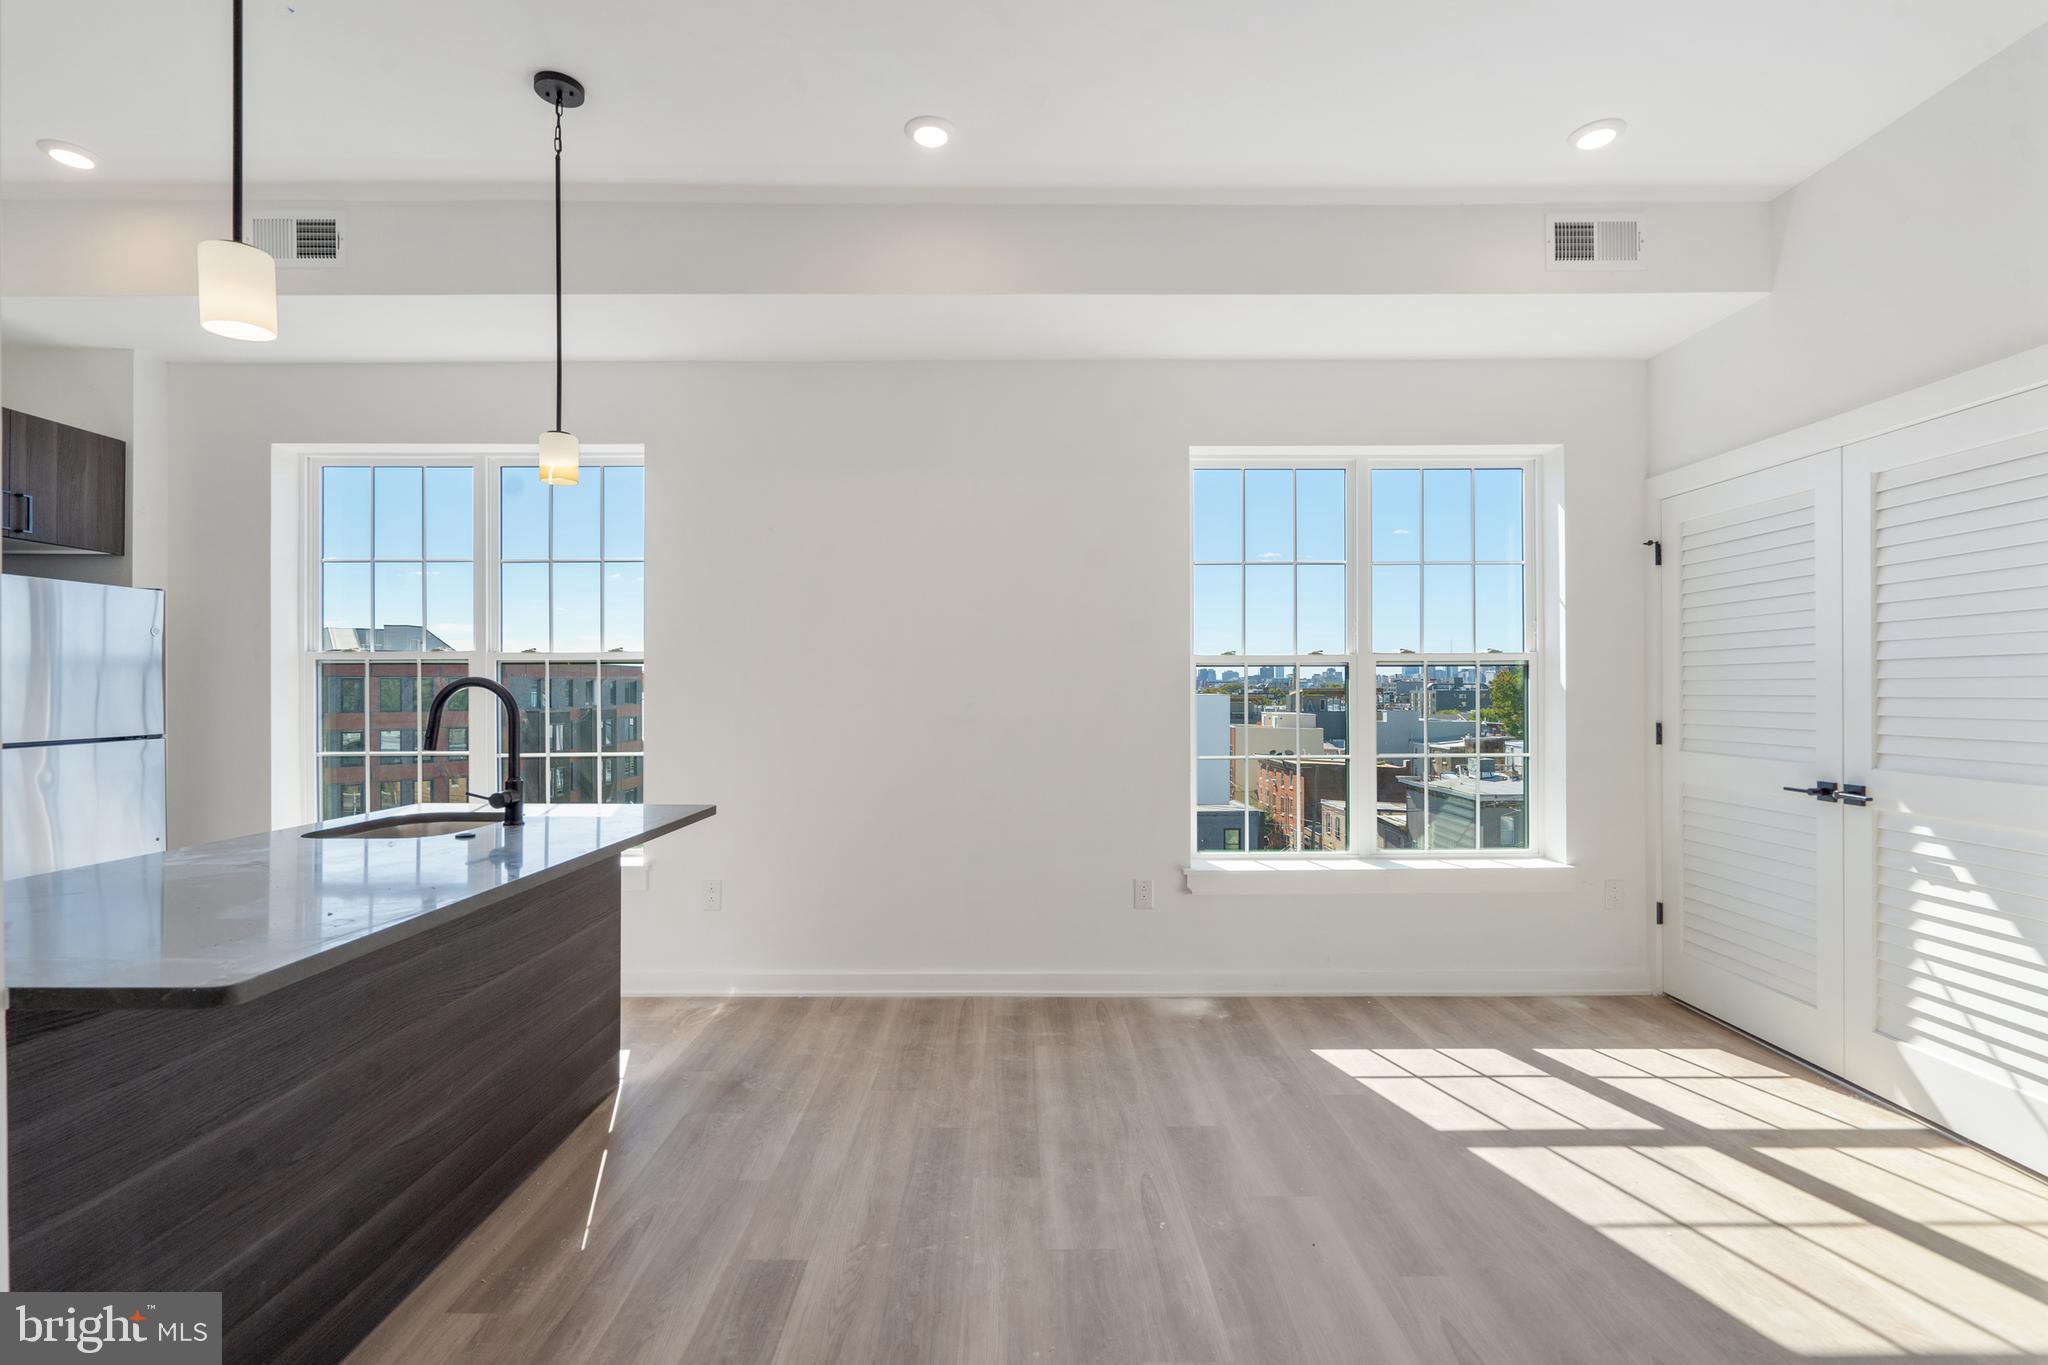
[1192, 454, 1537, 857]
[308, 455, 646, 819]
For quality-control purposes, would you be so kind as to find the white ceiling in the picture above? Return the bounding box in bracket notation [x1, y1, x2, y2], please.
[0, 292, 1766, 362]
[2, 0, 2042, 194]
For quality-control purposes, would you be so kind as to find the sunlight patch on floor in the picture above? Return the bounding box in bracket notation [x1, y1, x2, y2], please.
[1325, 1041, 2048, 1357]
[1477, 1144, 2042, 1355]
[1536, 1047, 1918, 1130]
[1316, 1047, 1661, 1132]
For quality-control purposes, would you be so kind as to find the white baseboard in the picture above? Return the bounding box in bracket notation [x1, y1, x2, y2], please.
[620, 967, 1652, 998]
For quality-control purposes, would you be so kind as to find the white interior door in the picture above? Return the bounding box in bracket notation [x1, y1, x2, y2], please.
[1841, 387, 2048, 1169]
[1660, 452, 1846, 1069]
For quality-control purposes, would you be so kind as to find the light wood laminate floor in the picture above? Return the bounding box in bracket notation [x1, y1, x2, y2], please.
[347, 996, 2048, 1364]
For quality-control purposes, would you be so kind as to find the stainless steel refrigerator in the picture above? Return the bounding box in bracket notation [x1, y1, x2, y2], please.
[1, 574, 167, 876]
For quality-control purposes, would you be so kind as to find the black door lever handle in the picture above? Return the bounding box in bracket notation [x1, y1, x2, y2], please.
[1782, 781, 1840, 802]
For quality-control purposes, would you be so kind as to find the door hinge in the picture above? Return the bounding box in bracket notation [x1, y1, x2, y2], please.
[1643, 538, 1662, 565]
[1655, 900, 1665, 925]
[1655, 721, 1663, 745]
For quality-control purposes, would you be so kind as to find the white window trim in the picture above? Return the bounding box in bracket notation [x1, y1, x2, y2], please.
[270, 442, 646, 828]
[1185, 444, 1568, 888]
[1184, 856, 1578, 895]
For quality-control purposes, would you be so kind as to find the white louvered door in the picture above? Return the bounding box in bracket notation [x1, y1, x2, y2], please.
[1841, 388, 2048, 1170]
[1660, 452, 1846, 1069]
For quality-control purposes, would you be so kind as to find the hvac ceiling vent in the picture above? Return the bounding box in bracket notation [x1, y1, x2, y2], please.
[248, 213, 345, 267]
[1546, 212, 1644, 270]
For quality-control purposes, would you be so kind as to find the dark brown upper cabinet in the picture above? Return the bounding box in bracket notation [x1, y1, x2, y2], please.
[0, 408, 126, 555]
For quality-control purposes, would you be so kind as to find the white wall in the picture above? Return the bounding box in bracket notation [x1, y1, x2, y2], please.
[1650, 26, 2048, 471]
[166, 358, 1652, 993]
[127, 353, 169, 590]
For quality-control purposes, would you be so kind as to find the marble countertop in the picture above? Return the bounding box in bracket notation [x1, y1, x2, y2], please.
[3, 803, 715, 1010]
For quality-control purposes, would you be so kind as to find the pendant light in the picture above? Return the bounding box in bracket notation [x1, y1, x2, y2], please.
[535, 71, 585, 487]
[197, 0, 277, 341]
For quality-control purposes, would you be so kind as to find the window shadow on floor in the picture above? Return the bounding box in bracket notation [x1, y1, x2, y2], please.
[1316, 1044, 2048, 1358]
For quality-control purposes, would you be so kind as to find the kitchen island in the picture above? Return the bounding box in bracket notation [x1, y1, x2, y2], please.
[4, 802, 714, 1365]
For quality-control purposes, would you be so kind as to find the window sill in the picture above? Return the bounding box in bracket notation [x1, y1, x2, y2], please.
[1182, 857, 1577, 896]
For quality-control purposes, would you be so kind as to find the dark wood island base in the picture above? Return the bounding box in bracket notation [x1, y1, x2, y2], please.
[8, 859, 621, 1365]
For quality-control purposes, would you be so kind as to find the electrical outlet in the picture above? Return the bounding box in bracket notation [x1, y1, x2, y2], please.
[1133, 878, 1155, 910]
[700, 878, 723, 913]
[1603, 878, 1624, 913]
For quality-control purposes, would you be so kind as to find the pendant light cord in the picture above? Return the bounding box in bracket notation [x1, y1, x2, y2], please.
[554, 97, 564, 432]
[232, 0, 244, 243]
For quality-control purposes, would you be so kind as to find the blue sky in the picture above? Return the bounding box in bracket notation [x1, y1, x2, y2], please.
[321, 464, 645, 654]
[1194, 466, 1524, 656]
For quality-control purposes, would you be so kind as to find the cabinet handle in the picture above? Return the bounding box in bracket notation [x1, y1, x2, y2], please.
[0, 490, 20, 535]
[19, 492, 32, 536]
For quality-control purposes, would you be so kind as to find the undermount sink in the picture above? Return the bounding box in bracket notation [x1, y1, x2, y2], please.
[303, 813, 504, 840]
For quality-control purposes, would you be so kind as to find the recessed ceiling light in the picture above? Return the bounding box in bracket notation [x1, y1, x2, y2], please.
[905, 116, 953, 150]
[1568, 118, 1626, 152]
[36, 139, 96, 171]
